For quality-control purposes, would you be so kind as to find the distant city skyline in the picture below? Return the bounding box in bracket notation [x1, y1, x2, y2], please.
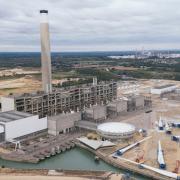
[1, 0, 180, 52]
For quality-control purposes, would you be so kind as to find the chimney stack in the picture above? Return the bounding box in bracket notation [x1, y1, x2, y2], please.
[40, 10, 52, 93]
[93, 77, 97, 86]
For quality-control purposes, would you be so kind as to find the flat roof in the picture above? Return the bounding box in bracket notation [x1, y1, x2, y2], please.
[97, 122, 136, 134]
[153, 84, 176, 89]
[77, 137, 115, 150]
[0, 111, 33, 123]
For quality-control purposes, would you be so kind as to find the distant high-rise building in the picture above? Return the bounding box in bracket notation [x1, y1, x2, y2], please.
[40, 10, 52, 93]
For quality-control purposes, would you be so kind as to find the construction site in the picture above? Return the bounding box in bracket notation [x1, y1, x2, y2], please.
[0, 9, 180, 180]
[75, 92, 180, 180]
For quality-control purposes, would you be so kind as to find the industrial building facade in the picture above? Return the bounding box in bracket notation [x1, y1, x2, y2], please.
[1, 82, 117, 118]
[48, 112, 81, 136]
[151, 84, 177, 95]
[0, 111, 47, 142]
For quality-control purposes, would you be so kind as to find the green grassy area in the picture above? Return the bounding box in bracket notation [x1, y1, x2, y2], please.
[52, 70, 80, 79]
[76, 68, 119, 81]
[111, 68, 180, 80]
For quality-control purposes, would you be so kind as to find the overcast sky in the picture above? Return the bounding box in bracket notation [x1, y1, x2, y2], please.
[1, 0, 180, 52]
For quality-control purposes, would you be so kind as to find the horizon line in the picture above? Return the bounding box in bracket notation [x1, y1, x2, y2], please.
[1, 49, 180, 53]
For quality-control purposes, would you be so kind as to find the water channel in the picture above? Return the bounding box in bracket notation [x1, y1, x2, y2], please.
[0, 147, 149, 180]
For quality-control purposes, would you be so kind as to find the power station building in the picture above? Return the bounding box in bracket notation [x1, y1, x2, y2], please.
[0, 10, 117, 125]
[127, 95, 145, 112]
[107, 99, 127, 117]
[1, 81, 117, 118]
[83, 105, 107, 123]
[48, 112, 81, 136]
[0, 111, 47, 142]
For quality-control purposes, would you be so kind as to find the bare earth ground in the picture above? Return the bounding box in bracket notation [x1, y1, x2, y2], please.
[0, 176, 91, 180]
[0, 68, 82, 97]
[0, 175, 123, 180]
[111, 66, 139, 71]
[0, 168, 122, 180]
[0, 68, 42, 97]
[115, 87, 180, 172]
[0, 68, 40, 77]
[0, 77, 42, 96]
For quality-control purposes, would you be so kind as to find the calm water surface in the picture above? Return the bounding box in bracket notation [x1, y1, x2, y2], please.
[0, 147, 149, 180]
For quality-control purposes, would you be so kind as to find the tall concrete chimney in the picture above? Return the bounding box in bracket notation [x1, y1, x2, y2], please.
[40, 10, 52, 93]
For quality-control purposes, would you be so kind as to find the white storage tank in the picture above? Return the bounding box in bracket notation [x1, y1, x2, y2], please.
[97, 122, 136, 140]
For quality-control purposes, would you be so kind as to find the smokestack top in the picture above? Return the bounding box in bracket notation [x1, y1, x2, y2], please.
[40, 10, 48, 14]
[40, 10, 49, 23]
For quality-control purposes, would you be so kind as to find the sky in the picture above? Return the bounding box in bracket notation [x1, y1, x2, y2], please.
[1, 0, 180, 52]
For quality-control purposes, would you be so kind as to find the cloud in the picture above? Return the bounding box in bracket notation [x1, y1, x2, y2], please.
[0, 0, 180, 51]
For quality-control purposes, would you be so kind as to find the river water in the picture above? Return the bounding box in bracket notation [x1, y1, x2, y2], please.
[0, 147, 149, 180]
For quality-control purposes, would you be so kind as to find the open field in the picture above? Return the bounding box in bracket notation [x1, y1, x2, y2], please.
[0, 69, 82, 97]
[0, 76, 42, 96]
[111, 66, 139, 71]
[0, 68, 40, 77]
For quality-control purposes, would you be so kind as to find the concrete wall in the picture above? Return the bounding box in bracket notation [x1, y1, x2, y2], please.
[151, 85, 177, 95]
[135, 95, 144, 109]
[85, 105, 106, 121]
[108, 100, 128, 118]
[1, 97, 15, 112]
[5, 116, 47, 140]
[94, 106, 106, 120]
[0, 125, 4, 133]
[116, 100, 127, 113]
[48, 120, 57, 136]
[48, 112, 81, 136]
[107, 100, 127, 117]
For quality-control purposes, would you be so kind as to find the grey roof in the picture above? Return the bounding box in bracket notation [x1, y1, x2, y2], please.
[77, 137, 115, 150]
[0, 111, 32, 123]
[154, 84, 176, 89]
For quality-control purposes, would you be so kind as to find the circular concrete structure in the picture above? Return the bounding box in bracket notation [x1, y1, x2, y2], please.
[97, 122, 136, 140]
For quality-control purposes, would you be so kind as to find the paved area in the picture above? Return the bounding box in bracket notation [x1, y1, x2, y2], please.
[1, 131, 86, 163]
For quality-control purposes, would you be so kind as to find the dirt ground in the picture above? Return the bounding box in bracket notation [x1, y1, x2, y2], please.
[111, 66, 139, 71]
[0, 68, 40, 77]
[117, 79, 180, 97]
[115, 80, 180, 173]
[0, 76, 42, 96]
[0, 175, 91, 180]
[0, 68, 82, 97]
